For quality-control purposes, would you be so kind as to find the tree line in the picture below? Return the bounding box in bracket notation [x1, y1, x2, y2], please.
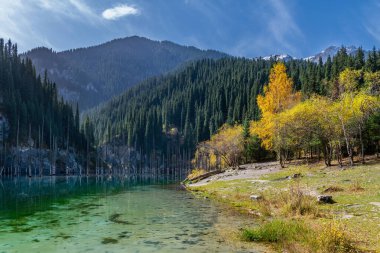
[0, 39, 88, 156]
[194, 62, 380, 170]
[89, 46, 380, 169]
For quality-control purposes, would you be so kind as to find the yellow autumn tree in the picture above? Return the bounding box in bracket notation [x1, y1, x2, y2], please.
[194, 124, 243, 170]
[274, 96, 342, 166]
[254, 62, 301, 165]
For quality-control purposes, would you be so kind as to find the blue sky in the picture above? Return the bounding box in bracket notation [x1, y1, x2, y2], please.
[1, 0, 380, 58]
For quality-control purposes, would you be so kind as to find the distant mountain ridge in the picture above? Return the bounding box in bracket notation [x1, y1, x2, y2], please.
[23, 36, 228, 110]
[304, 45, 360, 63]
[262, 45, 365, 63]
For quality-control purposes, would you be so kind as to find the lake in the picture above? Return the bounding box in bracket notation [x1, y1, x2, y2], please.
[0, 176, 259, 253]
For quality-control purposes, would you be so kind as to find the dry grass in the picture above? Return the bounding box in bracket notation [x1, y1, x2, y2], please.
[349, 180, 365, 192]
[323, 186, 344, 193]
[279, 184, 319, 217]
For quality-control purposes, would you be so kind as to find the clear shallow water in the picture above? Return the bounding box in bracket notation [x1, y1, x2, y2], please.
[0, 177, 259, 253]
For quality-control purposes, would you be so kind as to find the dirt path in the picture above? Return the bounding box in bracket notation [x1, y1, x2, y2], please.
[188, 161, 282, 187]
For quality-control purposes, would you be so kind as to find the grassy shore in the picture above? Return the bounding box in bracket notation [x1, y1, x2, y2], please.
[187, 158, 380, 252]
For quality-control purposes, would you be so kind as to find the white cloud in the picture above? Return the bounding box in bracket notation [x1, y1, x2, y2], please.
[102, 4, 139, 20]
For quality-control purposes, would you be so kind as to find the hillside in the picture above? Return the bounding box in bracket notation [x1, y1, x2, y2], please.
[87, 46, 379, 166]
[23, 36, 227, 110]
[0, 39, 87, 148]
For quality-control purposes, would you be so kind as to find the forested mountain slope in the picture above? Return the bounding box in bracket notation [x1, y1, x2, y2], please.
[23, 36, 227, 110]
[88, 47, 380, 162]
[0, 39, 87, 152]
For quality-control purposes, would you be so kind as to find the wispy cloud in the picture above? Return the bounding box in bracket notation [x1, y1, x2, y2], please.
[0, 0, 104, 51]
[37, 0, 99, 23]
[267, 0, 302, 53]
[0, 0, 54, 51]
[228, 0, 303, 57]
[364, 1, 380, 43]
[102, 4, 140, 20]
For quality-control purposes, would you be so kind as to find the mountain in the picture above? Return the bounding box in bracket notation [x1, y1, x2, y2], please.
[23, 36, 228, 110]
[0, 39, 87, 153]
[262, 54, 294, 62]
[88, 45, 375, 161]
[304, 45, 360, 63]
[261, 46, 364, 63]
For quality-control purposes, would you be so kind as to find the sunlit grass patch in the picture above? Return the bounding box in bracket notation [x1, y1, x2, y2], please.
[242, 219, 360, 253]
[189, 160, 380, 251]
[241, 219, 308, 243]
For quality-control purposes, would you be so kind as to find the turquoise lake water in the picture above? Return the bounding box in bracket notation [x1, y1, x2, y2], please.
[0, 176, 259, 253]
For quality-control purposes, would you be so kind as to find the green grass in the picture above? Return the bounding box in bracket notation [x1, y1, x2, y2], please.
[241, 219, 308, 243]
[188, 158, 380, 252]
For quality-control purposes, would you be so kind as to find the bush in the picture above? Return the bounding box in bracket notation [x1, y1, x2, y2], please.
[280, 184, 319, 217]
[317, 221, 357, 253]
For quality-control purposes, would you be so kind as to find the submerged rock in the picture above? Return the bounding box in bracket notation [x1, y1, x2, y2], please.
[101, 237, 118, 244]
[109, 213, 134, 225]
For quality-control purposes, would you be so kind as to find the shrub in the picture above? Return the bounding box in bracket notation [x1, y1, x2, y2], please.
[280, 184, 319, 217]
[317, 221, 357, 253]
[350, 180, 365, 192]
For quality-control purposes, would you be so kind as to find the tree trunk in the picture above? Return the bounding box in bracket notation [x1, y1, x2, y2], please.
[340, 118, 354, 166]
[359, 124, 365, 164]
[324, 144, 332, 167]
[279, 149, 285, 168]
[336, 143, 343, 167]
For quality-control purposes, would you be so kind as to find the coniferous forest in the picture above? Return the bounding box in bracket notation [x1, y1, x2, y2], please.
[0, 39, 89, 175]
[88, 47, 380, 169]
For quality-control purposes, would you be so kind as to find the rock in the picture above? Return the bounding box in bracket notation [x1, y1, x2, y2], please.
[370, 202, 380, 208]
[342, 214, 353, 219]
[317, 195, 335, 204]
[287, 173, 301, 179]
[292, 173, 301, 178]
[250, 195, 263, 201]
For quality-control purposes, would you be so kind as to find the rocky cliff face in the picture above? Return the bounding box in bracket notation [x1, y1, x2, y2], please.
[1, 147, 83, 176]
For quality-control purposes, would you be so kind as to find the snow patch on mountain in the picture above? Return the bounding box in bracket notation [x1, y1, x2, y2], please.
[261, 54, 294, 62]
[303, 46, 359, 63]
[259, 45, 365, 64]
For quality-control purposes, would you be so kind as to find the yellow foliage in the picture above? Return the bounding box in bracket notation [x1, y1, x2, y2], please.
[317, 221, 356, 253]
[339, 68, 362, 93]
[334, 91, 380, 128]
[194, 124, 244, 169]
[255, 62, 301, 150]
[364, 71, 380, 95]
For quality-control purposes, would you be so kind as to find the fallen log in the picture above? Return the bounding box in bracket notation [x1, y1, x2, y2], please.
[182, 169, 223, 185]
